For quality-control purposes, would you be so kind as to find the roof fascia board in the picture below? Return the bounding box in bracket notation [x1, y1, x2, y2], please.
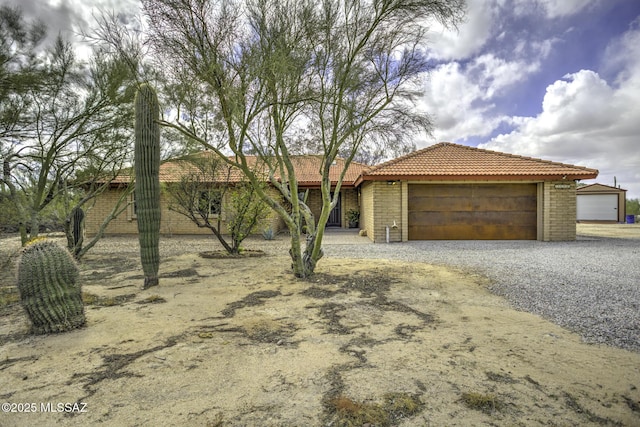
[358, 173, 597, 182]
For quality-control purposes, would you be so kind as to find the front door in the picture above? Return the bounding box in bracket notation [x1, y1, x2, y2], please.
[327, 192, 342, 227]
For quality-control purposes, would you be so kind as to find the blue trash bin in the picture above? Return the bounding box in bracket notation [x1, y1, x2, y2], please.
[626, 215, 635, 224]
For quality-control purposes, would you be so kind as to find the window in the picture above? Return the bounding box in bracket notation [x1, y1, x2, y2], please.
[196, 189, 222, 217]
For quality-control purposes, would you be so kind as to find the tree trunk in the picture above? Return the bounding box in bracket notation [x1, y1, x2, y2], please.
[288, 229, 324, 278]
[28, 213, 40, 243]
[288, 226, 306, 278]
[302, 233, 323, 276]
[206, 223, 236, 254]
[19, 223, 28, 246]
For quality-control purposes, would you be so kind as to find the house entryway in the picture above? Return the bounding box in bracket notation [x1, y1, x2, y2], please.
[327, 193, 342, 227]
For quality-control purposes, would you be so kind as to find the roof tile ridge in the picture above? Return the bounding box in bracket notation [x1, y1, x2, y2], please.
[346, 158, 370, 168]
[365, 142, 449, 173]
[471, 144, 598, 172]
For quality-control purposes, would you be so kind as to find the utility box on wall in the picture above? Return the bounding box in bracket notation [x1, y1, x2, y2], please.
[577, 183, 627, 223]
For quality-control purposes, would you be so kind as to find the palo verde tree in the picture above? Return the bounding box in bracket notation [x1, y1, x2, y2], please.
[140, 0, 465, 277]
[0, 5, 46, 142]
[166, 153, 270, 254]
[0, 6, 46, 238]
[58, 46, 138, 259]
[0, 8, 137, 246]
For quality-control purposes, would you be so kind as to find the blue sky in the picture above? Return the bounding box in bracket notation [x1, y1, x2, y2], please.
[10, 0, 640, 199]
[422, 0, 640, 199]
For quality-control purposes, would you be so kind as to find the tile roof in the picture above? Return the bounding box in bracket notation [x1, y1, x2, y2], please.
[111, 152, 369, 187]
[357, 142, 599, 183]
[289, 155, 369, 186]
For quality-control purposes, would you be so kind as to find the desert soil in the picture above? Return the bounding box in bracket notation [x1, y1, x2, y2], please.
[576, 222, 640, 239]
[1, 226, 639, 426]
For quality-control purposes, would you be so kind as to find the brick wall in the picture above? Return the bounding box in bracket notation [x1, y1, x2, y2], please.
[375, 181, 402, 242]
[85, 188, 138, 235]
[542, 181, 577, 241]
[360, 181, 402, 243]
[361, 183, 374, 240]
[401, 181, 409, 241]
[342, 188, 359, 228]
[86, 187, 281, 236]
[305, 190, 322, 221]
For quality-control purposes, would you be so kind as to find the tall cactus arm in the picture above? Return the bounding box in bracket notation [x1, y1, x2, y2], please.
[134, 83, 161, 289]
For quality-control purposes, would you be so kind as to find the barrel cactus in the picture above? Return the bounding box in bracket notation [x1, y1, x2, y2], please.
[16, 240, 85, 334]
[134, 83, 161, 289]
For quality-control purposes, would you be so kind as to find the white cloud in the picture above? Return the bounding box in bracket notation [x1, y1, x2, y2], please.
[422, 62, 502, 142]
[482, 71, 619, 158]
[537, 0, 600, 18]
[479, 24, 640, 198]
[506, 0, 600, 18]
[603, 17, 640, 85]
[530, 38, 558, 58]
[427, 0, 498, 60]
[3, 0, 78, 47]
[423, 54, 543, 143]
[470, 54, 541, 98]
[4, 0, 140, 55]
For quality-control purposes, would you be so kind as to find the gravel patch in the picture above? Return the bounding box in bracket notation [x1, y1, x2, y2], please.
[324, 236, 640, 353]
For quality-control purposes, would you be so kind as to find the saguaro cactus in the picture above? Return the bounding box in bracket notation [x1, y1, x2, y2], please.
[66, 206, 85, 257]
[134, 83, 161, 289]
[17, 240, 85, 334]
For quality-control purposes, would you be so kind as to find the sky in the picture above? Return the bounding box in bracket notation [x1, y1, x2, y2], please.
[7, 0, 640, 199]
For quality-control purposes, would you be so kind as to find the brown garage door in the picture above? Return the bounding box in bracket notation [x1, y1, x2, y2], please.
[408, 184, 537, 240]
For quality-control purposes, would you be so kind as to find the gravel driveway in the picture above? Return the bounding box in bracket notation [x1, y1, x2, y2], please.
[323, 232, 640, 353]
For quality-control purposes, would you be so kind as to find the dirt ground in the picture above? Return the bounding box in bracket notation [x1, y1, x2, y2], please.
[1, 227, 639, 426]
[577, 222, 640, 239]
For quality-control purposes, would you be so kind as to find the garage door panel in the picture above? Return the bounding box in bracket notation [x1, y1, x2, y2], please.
[410, 184, 535, 198]
[410, 196, 536, 213]
[410, 211, 536, 227]
[409, 184, 473, 198]
[409, 211, 474, 225]
[472, 210, 536, 224]
[473, 224, 536, 240]
[409, 197, 473, 212]
[481, 184, 536, 197]
[473, 196, 536, 211]
[408, 183, 537, 240]
[408, 224, 537, 240]
[410, 184, 473, 198]
[408, 224, 476, 240]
